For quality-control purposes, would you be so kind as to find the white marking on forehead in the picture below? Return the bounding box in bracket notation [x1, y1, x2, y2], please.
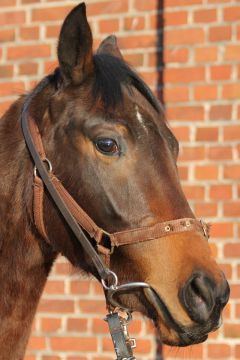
[135, 105, 148, 133]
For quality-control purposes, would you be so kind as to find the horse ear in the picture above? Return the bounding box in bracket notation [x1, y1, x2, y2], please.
[97, 35, 123, 59]
[57, 3, 93, 84]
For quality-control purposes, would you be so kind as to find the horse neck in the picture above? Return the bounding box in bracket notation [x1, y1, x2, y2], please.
[0, 85, 56, 359]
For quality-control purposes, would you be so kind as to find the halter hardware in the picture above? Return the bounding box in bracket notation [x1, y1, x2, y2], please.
[21, 75, 209, 360]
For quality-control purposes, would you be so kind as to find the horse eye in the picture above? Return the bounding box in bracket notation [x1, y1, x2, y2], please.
[95, 138, 119, 156]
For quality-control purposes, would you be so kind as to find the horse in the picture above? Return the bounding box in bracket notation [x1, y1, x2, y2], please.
[0, 3, 229, 359]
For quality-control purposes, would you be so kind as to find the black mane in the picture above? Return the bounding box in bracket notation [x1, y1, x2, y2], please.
[92, 54, 160, 112]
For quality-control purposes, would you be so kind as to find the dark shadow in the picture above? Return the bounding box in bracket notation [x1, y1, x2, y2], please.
[155, 3, 165, 359]
[156, 0, 165, 107]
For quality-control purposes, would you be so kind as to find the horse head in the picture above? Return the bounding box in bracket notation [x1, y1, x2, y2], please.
[30, 3, 229, 347]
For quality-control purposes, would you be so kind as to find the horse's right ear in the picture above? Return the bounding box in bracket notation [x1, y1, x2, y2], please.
[57, 3, 93, 85]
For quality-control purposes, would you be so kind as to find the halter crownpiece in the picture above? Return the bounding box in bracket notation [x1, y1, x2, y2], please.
[21, 75, 210, 360]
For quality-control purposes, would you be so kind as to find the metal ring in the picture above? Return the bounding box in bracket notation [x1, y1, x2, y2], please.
[101, 270, 118, 290]
[34, 158, 53, 177]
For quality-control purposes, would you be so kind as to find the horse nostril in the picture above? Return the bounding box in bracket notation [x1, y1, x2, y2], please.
[180, 273, 215, 324]
[219, 276, 230, 308]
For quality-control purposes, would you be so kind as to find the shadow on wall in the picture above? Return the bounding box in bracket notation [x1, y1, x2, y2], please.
[155, 2, 165, 360]
[157, 0, 164, 107]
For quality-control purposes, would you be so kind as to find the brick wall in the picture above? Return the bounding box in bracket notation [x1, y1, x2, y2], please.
[0, 0, 239, 359]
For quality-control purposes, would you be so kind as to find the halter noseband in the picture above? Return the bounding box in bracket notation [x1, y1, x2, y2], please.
[21, 75, 209, 360]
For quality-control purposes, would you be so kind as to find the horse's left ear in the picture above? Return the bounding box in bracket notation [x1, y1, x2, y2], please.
[57, 3, 93, 84]
[97, 35, 123, 59]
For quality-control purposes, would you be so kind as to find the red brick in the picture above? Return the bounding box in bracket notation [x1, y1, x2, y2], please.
[196, 127, 218, 141]
[209, 26, 232, 42]
[46, 25, 60, 38]
[0, 82, 25, 97]
[225, 243, 240, 257]
[195, 46, 218, 62]
[163, 86, 189, 102]
[219, 263, 232, 279]
[224, 165, 240, 180]
[165, 28, 205, 45]
[209, 105, 232, 120]
[167, 106, 204, 121]
[178, 166, 189, 180]
[32, 6, 74, 21]
[133, 0, 157, 11]
[41, 318, 62, 332]
[118, 34, 157, 49]
[208, 343, 231, 358]
[164, 48, 189, 63]
[27, 336, 46, 350]
[67, 318, 88, 332]
[222, 84, 240, 99]
[194, 85, 218, 100]
[164, 11, 188, 26]
[0, 11, 25, 25]
[0, 65, 13, 78]
[179, 146, 206, 161]
[224, 324, 240, 338]
[211, 223, 233, 238]
[210, 65, 232, 80]
[195, 203, 217, 217]
[182, 185, 205, 200]
[236, 345, 240, 359]
[224, 202, 240, 217]
[224, 45, 240, 61]
[22, 0, 40, 3]
[224, 6, 240, 21]
[125, 53, 144, 67]
[172, 126, 190, 141]
[238, 26, 240, 41]
[92, 318, 109, 334]
[134, 339, 152, 354]
[0, 0, 16, 5]
[0, 29, 15, 42]
[19, 26, 39, 40]
[38, 299, 74, 313]
[164, 344, 203, 358]
[224, 125, 240, 140]
[164, 66, 205, 83]
[165, 0, 202, 5]
[210, 185, 232, 200]
[208, 0, 233, 2]
[51, 337, 97, 351]
[18, 63, 38, 75]
[44, 60, 58, 75]
[79, 300, 107, 314]
[230, 284, 240, 298]
[195, 165, 219, 180]
[70, 280, 90, 294]
[100, 18, 120, 33]
[7, 45, 51, 60]
[194, 9, 217, 22]
[210, 143, 230, 160]
[44, 281, 65, 294]
[87, 1, 128, 16]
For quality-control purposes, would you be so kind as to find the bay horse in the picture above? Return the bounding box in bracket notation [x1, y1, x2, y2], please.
[0, 3, 229, 359]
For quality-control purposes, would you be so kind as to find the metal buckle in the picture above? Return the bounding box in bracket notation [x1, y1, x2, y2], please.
[105, 311, 137, 360]
[34, 158, 52, 177]
[200, 219, 209, 239]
